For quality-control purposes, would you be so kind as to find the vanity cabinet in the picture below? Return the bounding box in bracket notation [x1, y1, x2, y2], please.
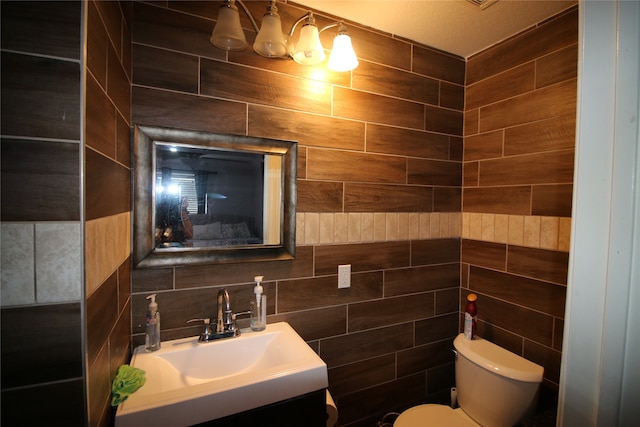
[194, 389, 326, 427]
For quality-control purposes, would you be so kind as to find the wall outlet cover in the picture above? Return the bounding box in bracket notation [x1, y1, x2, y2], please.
[338, 264, 351, 288]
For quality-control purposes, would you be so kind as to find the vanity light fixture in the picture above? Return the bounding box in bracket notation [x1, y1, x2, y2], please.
[210, 0, 359, 72]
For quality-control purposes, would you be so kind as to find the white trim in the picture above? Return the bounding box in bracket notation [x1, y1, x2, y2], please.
[558, 0, 640, 425]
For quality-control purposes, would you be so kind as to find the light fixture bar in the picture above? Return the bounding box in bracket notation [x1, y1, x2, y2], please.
[211, 0, 359, 71]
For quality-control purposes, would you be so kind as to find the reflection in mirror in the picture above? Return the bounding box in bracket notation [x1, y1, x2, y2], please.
[133, 125, 297, 268]
[154, 144, 281, 248]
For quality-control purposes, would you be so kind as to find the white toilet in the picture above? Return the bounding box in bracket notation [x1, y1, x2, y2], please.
[394, 333, 544, 427]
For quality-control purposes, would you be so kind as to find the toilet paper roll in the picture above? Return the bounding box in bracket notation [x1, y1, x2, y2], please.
[326, 389, 338, 427]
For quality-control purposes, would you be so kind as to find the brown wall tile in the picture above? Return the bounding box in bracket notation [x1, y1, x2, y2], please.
[440, 82, 465, 110]
[425, 105, 464, 135]
[463, 162, 479, 187]
[504, 114, 576, 156]
[408, 159, 462, 186]
[411, 238, 460, 266]
[87, 271, 118, 363]
[464, 290, 554, 347]
[353, 61, 439, 105]
[366, 124, 451, 160]
[466, 7, 578, 84]
[0, 1, 80, 59]
[86, 72, 117, 156]
[349, 293, 435, 332]
[525, 339, 562, 384]
[532, 184, 573, 217]
[133, 44, 198, 93]
[85, 148, 130, 220]
[1, 52, 80, 141]
[132, 86, 246, 134]
[328, 354, 396, 397]
[416, 313, 459, 345]
[270, 306, 347, 342]
[344, 183, 433, 212]
[469, 266, 566, 317]
[507, 246, 569, 285]
[278, 272, 383, 313]
[461, 239, 506, 271]
[1, 139, 80, 222]
[413, 46, 465, 85]
[320, 324, 414, 368]
[536, 44, 578, 88]
[1, 303, 82, 388]
[175, 246, 314, 288]
[315, 242, 411, 275]
[479, 79, 577, 133]
[466, 62, 535, 111]
[333, 87, 425, 129]
[336, 374, 425, 425]
[433, 187, 462, 212]
[298, 180, 344, 212]
[307, 148, 406, 183]
[349, 26, 413, 71]
[202, 59, 332, 115]
[132, 2, 225, 59]
[249, 105, 365, 151]
[397, 338, 454, 378]
[464, 130, 503, 161]
[385, 264, 459, 297]
[463, 186, 532, 214]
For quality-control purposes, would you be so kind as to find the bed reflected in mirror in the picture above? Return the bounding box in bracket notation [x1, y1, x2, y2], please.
[133, 125, 297, 268]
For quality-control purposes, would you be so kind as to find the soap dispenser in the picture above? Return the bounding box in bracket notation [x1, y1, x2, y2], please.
[145, 294, 161, 351]
[250, 276, 266, 331]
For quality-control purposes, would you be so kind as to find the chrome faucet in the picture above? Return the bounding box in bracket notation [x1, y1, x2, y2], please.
[217, 288, 235, 334]
[187, 288, 242, 342]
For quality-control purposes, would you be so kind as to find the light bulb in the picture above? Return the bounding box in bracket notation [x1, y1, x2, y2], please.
[328, 32, 359, 72]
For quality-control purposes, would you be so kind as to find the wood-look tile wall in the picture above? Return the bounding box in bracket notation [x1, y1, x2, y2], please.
[130, 1, 463, 425]
[463, 7, 578, 390]
[84, 1, 133, 426]
[0, 2, 85, 425]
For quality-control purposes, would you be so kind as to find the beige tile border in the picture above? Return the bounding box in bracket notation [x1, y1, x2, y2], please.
[296, 212, 462, 246]
[462, 212, 571, 253]
[296, 212, 571, 253]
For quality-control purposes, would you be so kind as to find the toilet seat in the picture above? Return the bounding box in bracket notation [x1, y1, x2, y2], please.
[394, 404, 479, 427]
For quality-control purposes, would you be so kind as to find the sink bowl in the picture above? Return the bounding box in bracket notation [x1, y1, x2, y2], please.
[115, 322, 328, 427]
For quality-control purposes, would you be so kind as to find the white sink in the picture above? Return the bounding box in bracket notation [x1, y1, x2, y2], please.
[115, 322, 328, 427]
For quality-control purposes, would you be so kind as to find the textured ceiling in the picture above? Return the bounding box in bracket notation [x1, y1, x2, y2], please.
[293, 0, 577, 58]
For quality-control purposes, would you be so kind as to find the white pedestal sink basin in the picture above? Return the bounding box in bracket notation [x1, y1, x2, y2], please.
[115, 322, 328, 427]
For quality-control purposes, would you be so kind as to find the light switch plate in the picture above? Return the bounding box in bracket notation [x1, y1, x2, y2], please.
[338, 264, 351, 289]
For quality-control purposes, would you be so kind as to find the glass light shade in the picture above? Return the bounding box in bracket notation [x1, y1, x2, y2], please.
[328, 33, 359, 72]
[253, 13, 287, 57]
[292, 24, 326, 65]
[210, 3, 247, 51]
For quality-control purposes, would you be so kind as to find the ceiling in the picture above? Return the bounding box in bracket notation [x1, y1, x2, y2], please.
[293, 0, 577, 58]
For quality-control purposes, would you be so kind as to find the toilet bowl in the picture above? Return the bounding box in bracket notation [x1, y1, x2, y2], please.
[394, 334, 544, 427]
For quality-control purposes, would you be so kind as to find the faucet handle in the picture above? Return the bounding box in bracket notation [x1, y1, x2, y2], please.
[187, 318, 216, 342]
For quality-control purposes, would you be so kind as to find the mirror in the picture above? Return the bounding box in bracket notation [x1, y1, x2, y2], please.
[133, 125, 297, 268]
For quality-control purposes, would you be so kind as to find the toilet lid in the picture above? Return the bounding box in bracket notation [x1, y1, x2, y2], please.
[394, 404, 478, 427]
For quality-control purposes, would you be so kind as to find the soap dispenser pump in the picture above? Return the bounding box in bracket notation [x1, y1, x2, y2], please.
[145, 294, 161, 351]
[250, 276, 266, 331]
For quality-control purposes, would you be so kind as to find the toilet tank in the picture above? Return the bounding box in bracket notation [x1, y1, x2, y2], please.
[453, 334, 544, 427]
